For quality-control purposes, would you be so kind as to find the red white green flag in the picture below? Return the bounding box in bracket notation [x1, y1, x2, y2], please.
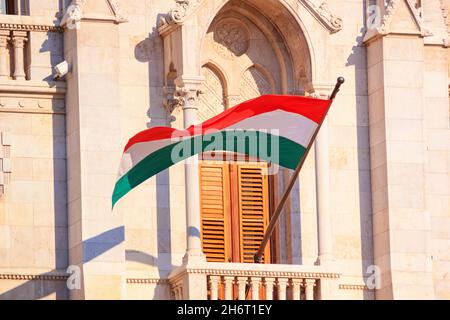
[112, 95, 332, 208]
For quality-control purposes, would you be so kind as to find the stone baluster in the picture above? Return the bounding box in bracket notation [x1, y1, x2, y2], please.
[277, 278, 288, 300]
[264, 277, 275, 300]
[209, 276, 220, 300]
[12, 31, 27, 80]
[250, 277, 261, 300]
[291, 279, 302, 300]
[224, 276, 234, 300]
[0, 31, 10, 79]
[236, 277, 247, 300]
[304, 279, 316, 300]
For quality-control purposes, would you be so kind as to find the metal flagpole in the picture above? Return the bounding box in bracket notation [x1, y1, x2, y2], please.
[252, 76, 345, 265]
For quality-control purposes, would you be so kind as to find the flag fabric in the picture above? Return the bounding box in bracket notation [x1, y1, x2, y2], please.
[112, 95, 332, 208]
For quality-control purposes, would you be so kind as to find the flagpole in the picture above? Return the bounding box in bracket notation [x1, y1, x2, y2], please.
[252, 76, 345, 264]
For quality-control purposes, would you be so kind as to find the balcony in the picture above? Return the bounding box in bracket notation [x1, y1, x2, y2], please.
[168, 261, 341, 300]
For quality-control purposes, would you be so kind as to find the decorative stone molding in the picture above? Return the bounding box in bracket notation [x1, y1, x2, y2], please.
[159, 0, 343, 35]
[0, 131, 11, 197]
[0, 81, 66, 114]
[0, 273, 68, 281]
[126, 278, 168, 284]
[60, 0, 127, 28]
[339, 284, 372, 290]
[302, 0, 343, 33]
[439, 0, 450, 46]
[364, 0, 432, 43]
[0, 23, 62, 33]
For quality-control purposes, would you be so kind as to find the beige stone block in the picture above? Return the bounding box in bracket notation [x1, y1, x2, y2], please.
[31, 114, 66, 137]
[373, 210, 389, 236]
[5, 203, 33, 226]
[9, 226, 34, 268]
[390, 252, 432, 273]
[368, 62, 384, 95]
[11, 158, 33, 181]
[384, 87, 423, 119]
[424, 71, 448, 98]
[78, 22, 120, 48]
[370, 141, 387, 170]
[371, 164, 387, 192]
[387, 163, 424, 187]
[391, 230, 430, 254]
[77, 47, 120, 75]
[369, 120, 386, 147]
[426, 129, 450, 151]
[384, 60, 423, 88]
[372, 185, 388, 214]
[0, 114, 32, 135]
[373, 230, 391, 257]
[389, 185, 425, 210]
[387, 141, 425, 164]
[426, 195, 450, 217]
[382, 37, 424, 62]
[431, 216, 450, 239]
[425, 173, 449, 196]
[386, 119, 423, 142]
[368, 89, 385, 124]
[426, 150, 449, 174]
[0, 225, 10, 249]
[32, 158, 66, 182]
[424, 98, 450, 129]
[367, 38, 383, 68]
[83, 275, 123, 300]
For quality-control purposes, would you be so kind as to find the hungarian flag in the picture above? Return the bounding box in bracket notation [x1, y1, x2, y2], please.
[112, 95, 332, 208]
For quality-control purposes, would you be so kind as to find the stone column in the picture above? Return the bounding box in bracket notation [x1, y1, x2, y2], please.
[175, 76, 206, 263]
[308, 84, 335, 265]
[315, 116, 333, 264]
[11, 31, 27, 80]
[0, 31, 10, 79]
[63, 4, 126, 299]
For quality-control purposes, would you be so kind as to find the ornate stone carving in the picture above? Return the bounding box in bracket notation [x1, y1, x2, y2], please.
[60, 0, 127, 28]
[107, 0, 128, 23]
[198, 67, 225, 121]
[0, 131, 11, 197]
[439, 0, 450, 46]
[174, 86, 204, 110]
[161, 0, 201, 26]
[302, 0, 343, 33]
[239, 67, 273, 103]
[213, 18, 250, 59]
[365, 0, 432, 42]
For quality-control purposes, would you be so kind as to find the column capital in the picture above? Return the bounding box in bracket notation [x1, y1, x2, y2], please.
[174, 75, 205, 111]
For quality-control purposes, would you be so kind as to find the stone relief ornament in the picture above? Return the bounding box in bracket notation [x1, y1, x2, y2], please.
[302, 0, 343, 33]
[213, 18, 250, 59]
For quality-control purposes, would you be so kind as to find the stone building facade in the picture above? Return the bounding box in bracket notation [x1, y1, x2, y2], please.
[0, 0, 449, 300]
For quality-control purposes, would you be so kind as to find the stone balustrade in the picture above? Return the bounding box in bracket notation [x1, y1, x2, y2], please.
[169, 261, 341, 300]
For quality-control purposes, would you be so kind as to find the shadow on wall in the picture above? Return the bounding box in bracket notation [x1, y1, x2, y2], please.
[345, 17, 375, 300]
[0, 227, 128, 300]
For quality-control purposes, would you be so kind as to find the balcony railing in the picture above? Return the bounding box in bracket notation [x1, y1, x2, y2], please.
[169, 261, 341, 300]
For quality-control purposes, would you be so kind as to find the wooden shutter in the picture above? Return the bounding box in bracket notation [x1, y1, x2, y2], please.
[236, 163, 270, 263]
[199, 162, 231, 262]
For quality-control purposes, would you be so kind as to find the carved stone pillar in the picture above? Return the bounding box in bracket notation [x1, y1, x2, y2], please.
[308, 83, 335, 265]
[175, 75, 206, 263]
[11, 31, 27, 80]
[0, 31, 10, 79]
